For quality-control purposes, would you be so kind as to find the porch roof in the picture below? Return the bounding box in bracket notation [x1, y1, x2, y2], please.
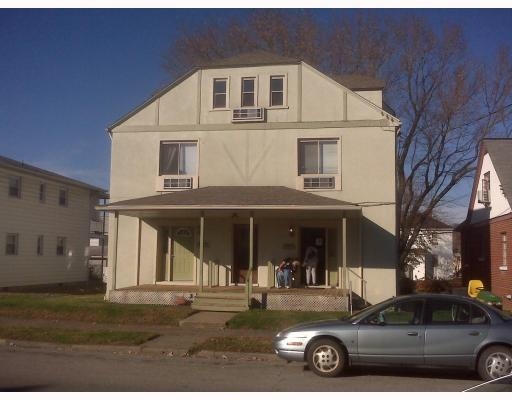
[98, 186, 360, 212]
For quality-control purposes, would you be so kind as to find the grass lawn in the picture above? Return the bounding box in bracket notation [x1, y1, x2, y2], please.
[189, 336, 274, 354]
[227, 309, 348, 331]
[0, 326, 158, 346]
[0, 293, 196, 325]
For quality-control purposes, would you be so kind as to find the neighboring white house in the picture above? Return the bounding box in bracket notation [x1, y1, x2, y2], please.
[100, 51, 400, 305]
[0, 155, 106, 288]
[406, 217, 458, 280]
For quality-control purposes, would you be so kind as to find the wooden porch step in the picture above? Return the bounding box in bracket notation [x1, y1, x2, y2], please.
[191, 304, 249, 312]
[191, 292, 249, 312]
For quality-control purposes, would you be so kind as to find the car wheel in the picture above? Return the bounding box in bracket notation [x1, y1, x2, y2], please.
[306, 338, 347, 378]
[477, 346, 512, 380]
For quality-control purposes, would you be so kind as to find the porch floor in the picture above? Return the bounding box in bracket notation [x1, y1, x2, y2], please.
[116, 284, 349, 296]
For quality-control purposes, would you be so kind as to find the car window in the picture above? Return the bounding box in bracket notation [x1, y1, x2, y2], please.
[363, 300, 423, 326]
[427, 299, 488, 325]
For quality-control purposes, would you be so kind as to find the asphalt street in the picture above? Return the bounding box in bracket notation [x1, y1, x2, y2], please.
[0, 346, 481, 392]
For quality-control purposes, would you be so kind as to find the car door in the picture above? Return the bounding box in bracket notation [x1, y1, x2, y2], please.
[356, 298, 425, 365]
[424, 298, 489, 368]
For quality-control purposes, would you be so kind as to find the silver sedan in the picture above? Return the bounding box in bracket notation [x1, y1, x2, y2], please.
[274, 293, 512, 380]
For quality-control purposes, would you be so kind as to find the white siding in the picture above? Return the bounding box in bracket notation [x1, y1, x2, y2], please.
[0, 166, 92, 287]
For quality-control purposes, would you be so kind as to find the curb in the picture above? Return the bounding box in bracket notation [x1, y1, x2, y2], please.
[0, 339, 282, 363]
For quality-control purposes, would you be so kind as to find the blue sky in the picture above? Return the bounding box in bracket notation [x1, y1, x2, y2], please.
[1, 8, 511, 222]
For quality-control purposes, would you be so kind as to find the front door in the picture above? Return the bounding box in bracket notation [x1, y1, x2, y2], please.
[357, 298, 425, 365]
[171, 227, 195, 281]
[300, 228, 326, 285]
[233, 224, 258, 284]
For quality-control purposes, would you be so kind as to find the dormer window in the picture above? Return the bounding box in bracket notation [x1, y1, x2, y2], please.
[213, 78, 227, 109]
[241, 77, 255, 107]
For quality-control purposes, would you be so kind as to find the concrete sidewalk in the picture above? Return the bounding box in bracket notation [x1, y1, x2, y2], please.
[0, 312, 279, 361]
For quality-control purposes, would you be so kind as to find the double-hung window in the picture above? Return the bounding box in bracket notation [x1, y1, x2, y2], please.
[56, 236, 66, 256]
[270, 76, 284, 107]
[213, 78, 228, 109]
[37, 235, 44, 256]
[481, 171, 490, 204]
[502, 232, 508, 269]
[39, 183, 46, 203]
[59, 188, 68, 207]
[241, 77, 255, 107]
[298, 139, 339, 189]
[159, 141, 198, 189]
[8, 176, 21, 198]
[6, 233, 18, 255]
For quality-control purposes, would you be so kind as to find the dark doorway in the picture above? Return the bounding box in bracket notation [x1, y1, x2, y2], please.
[300, 228, 326, 285]
[233, 224, 258, 284]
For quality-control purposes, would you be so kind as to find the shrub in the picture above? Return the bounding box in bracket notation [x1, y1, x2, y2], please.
[398, 277, 416, 295]
[415, 279, 452, 293]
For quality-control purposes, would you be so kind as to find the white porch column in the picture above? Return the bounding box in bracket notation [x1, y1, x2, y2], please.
[343, 215, 347, 289]
[246, 213, 254, 306]
[199, 212, 205, 292]
[337, 214, 347, 289]
[136, 218, 141, 286]
[111, 211, 119, 291]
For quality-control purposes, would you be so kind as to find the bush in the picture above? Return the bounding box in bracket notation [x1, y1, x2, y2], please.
[398, 277, 416, 295]
[415, 279, 452, 293]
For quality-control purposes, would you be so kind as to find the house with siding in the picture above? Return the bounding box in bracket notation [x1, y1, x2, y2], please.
[0, 155, 106, 288]
[458, 139, 512, 310]
[406, 216, 458, 281]
[100, 51, 400, 308]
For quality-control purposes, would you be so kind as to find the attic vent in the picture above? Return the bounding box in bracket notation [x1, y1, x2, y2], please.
[232, 107, 265, 122]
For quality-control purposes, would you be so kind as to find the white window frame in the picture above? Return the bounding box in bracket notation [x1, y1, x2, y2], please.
[269, 75, 287, 108]
[297, 138, 341, 191]
[482, 171, 490, 203]
[37, 235, 44, 256]
[58, 188, 68, 207]
[241, 77, 258, 108]
[56, 236, 66, 256]
[501, 232, 508, 269]
[212, 77, 230, 110]
[8, 176, 21, 198]
[157, 140, 199, 191]
[6, 233, 18, 255]
[39, 183, 46, 203]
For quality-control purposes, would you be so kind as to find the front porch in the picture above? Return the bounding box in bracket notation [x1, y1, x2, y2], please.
[108, 284, 354, 312]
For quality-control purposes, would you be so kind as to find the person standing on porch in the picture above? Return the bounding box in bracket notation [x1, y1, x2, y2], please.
[303, 245, 319, 286]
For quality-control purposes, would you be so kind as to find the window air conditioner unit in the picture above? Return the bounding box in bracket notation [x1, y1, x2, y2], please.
[477, 190, 490, 204]
[232, 107, 265, 122]
[163, 177, 193, 190]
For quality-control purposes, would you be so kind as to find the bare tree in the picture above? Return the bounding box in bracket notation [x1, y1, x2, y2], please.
[162, 11, 512, 283]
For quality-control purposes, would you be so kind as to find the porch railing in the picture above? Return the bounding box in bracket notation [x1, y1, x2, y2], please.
[207, 261, 231, 288]
[346, 267, 368, 307]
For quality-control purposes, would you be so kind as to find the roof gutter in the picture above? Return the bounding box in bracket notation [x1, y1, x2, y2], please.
[96, 204, 361, 212]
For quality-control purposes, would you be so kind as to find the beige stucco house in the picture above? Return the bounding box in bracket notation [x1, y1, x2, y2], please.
[101, 51, 400, 306]
[0, 155, 106, 288]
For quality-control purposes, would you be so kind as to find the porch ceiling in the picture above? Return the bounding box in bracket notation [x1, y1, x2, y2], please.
[98, 186, 361, 218]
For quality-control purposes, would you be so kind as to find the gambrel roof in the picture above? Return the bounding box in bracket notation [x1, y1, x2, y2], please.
[108, 50, 391, 132]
